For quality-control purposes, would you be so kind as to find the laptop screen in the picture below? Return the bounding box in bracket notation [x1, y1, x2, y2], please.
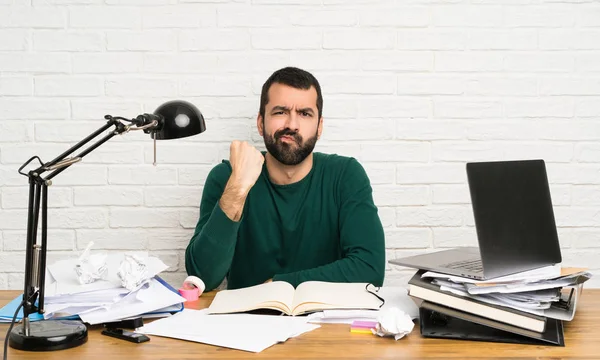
[466, 159, 562, 278]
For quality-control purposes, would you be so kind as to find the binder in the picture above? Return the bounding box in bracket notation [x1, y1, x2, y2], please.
[144, 276, 185, 316]
[419, 301, 565, 346]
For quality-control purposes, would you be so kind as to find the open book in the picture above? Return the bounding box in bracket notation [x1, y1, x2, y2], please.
[207, 281, 383, 316]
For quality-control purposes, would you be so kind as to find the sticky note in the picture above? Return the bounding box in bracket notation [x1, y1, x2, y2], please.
[351, 320, 378, 329]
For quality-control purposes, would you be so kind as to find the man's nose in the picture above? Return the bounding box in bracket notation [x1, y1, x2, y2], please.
[284, 111, 300, 131]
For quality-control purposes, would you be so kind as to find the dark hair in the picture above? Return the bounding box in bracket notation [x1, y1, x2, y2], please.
[259, 67, 323, 120]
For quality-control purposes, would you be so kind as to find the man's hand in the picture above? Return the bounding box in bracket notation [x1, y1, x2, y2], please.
[219, 141, 264, 222]
[229, 141, 264, 194]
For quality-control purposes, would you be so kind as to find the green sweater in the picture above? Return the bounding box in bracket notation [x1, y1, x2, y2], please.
[185, 152, 385, 291]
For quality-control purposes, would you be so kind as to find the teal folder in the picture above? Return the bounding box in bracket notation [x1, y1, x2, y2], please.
[0, 296, 45, 323]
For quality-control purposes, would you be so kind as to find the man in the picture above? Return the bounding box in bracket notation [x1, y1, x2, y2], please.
[185, 67, 385, 291]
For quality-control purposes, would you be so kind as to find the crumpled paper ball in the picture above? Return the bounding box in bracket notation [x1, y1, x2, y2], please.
[74, 241, 108, 285]
[372, 307, 415, 341]
[117, 254, 149, 291]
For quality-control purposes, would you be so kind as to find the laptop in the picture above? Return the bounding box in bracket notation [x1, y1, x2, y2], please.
[388, 159, 562, 280]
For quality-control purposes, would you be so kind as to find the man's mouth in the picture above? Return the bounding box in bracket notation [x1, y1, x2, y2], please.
[279, 135, 297, 143]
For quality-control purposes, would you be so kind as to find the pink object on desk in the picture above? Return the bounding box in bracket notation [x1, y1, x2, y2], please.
[178, 286, 200, 301]
[178, 275, 205, 301]
[351, 320, 378, 329]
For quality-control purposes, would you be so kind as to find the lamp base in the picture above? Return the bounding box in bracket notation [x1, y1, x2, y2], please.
[9, 319, 88, 351]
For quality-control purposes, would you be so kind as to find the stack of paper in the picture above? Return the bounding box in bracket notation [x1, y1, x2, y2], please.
[407, 265, 592, 346]
[137, 309, 320, 353]
[0, 252, 186, 325]
[423, 266, 591, 321]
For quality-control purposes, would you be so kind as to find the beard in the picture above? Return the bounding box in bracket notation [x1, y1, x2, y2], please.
[263, 128, 318, 166]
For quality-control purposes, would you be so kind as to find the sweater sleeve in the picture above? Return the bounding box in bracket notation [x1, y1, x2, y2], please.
[184, 162, 241, 291]
[272, 158, 386, 287]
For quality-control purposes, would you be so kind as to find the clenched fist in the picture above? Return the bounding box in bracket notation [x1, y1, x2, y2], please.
[228, 141, 264, 195]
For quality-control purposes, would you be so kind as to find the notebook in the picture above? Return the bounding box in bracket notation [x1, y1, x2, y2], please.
[207, 281, 383, 316]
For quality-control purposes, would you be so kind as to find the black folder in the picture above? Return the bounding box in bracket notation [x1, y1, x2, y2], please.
[419, 301, 565, 346]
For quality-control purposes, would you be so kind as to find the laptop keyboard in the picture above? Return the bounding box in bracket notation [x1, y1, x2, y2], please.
[441, 259, 484, 273]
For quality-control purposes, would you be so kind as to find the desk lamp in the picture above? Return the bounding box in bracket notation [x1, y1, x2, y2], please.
[6, 100, 206, 352]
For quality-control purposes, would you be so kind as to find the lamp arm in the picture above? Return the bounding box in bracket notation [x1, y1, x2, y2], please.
[44, 129, 118, 181]
[18, 116, 141, 323]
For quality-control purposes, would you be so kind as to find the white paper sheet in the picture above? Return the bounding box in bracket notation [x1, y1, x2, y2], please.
[307, 286, 419, 324]
[422, 264, 562, 284]
[79, 278, 185, 325]
[43, 304, 108, 319]
[439, 285, 552, 310]
[137, 309, 320, 353]
[464, 272, 591, 294]
[432, 279, 561, 303]
[435, 283, 584, 321]
[308, 309, 378, 324]
[45, 286, 130, 304]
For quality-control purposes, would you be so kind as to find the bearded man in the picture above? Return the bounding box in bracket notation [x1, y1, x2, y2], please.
[185, 67, 385, 290]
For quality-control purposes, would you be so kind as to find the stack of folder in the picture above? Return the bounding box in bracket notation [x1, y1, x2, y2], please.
[407, 267, 592, 346]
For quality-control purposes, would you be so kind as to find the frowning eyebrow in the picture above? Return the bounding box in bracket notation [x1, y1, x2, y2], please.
[271, 106, 315, 115]
[271, 105, 290, 113]
[297, 108, 315, 115]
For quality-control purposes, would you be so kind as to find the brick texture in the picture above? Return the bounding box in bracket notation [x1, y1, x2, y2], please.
[1, 1, 599, 289]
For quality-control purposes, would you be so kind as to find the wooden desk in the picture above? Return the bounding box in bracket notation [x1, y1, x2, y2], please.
[1, 289, 599, 359]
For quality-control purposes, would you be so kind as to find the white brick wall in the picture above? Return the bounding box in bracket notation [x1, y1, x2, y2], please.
[1, 0, 599, 291]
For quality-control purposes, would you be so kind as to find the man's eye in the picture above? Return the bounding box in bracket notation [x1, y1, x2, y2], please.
[273, 111, 284, 115]
[301, 112, 311, 117]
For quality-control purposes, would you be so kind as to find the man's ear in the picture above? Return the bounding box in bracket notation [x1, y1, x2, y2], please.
[317, 116, 324, 140]
[257, 113, 264, 137]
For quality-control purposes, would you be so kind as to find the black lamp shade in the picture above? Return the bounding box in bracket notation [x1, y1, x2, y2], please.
[153, 100, 206, 140]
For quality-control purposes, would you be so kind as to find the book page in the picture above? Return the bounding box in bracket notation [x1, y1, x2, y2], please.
[291, 282, 382, 316]
[207, 281, 296, 315]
